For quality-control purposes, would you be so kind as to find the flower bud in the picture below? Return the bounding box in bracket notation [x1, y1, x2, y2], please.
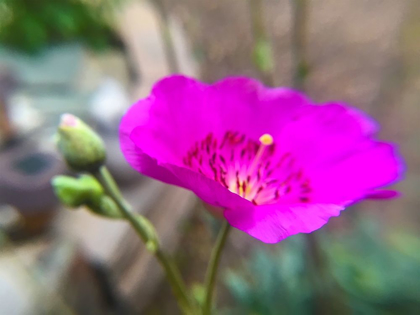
[51, 175, 103, 208]
[52, 175, 124, 219]
[56, 114, 106, 172]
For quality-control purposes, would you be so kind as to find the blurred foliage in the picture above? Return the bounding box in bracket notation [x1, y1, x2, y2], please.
[326, 222, 420, 314]
[223, 236, 314, 315]
[0, 0, 123, 53]
[223, 220, 420, 315]
[253, 39, 274, 75]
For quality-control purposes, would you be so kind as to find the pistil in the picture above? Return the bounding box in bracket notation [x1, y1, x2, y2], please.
[247, 133, 274, 176]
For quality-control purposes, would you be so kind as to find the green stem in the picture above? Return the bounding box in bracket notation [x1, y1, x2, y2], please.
[92, 166, 195, 314]
[202, 221, 231, 315]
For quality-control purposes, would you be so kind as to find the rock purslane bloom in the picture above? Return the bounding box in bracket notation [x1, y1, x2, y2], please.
[120, 76, 404, 243]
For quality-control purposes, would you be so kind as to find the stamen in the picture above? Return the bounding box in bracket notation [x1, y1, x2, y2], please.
[183, 131, 312, 205]
[247, 133, 274, 175]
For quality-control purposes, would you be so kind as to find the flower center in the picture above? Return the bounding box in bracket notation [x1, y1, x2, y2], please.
[183, 131, 312, 205]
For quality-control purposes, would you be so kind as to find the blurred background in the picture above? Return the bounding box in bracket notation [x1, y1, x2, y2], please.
[0, 0, 419, 314]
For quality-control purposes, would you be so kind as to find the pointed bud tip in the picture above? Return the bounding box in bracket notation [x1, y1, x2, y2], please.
[60, 113, 78, 128]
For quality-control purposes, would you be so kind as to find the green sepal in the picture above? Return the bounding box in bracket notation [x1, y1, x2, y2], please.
[52, 175, 123, 219]
[133, 214, 160, 253]
[86, 195, 124, 219]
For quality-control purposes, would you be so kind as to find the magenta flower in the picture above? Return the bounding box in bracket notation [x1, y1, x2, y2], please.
[119, 75, 404, 243]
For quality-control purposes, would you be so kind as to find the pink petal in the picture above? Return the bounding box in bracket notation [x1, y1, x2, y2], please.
[273, 102, 404, 204]
[163, 162, 253, 210]
[310, 141, 404, 204]
[119, 97, 184, 187]
[277, 103, 379, 169]
[365, 190, 400, 199]
[121, 74, 310, 184]
[207, 77, 311, 139]
[120, 75, 405, 243]
[224, 202, 344, 243]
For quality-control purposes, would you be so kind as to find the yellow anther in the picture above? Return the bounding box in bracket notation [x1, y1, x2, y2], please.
[247, 133, 274, 177]
[259, 133, 273, 146]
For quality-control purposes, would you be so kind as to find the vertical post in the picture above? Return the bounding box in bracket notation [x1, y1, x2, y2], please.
[290, 0, 309, 90]
[290, 1, 333, 313]
[152, 0, 180, 73]
[0, 68, 17, 146]
[249, 0, 275, 86]
[0, 98, 15, 144]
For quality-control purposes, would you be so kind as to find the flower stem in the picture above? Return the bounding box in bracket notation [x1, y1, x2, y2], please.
[92, 166, 196, 314]
[202, 221, 231, 315]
